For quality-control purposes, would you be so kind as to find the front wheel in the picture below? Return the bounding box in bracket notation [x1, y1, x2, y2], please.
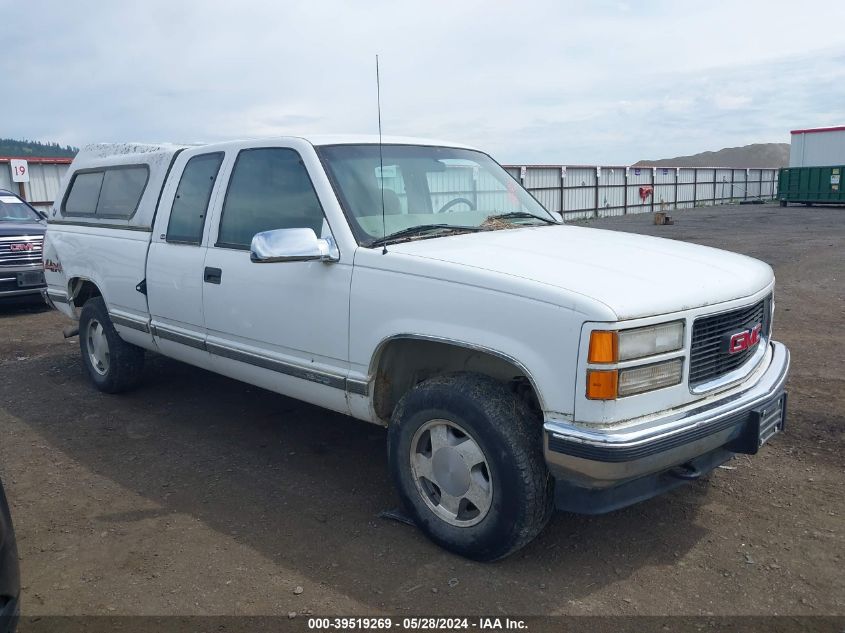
[79, 297, 145, 393]
[388, 373, 553, 561]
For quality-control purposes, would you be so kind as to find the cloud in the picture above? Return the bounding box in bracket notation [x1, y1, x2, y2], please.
[2, 0, 844, 164]
[712, 95, 752, 110]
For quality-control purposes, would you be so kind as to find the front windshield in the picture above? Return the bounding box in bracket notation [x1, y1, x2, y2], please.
[0, 193, 42, 223]
[318, 144, 557, 245]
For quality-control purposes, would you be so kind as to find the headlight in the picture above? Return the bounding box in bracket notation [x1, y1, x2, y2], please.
[619, 321, 684, 360]
[587, 359, 684, 399]
[586, 321, 686, 400]
[589, 321, 684, 363]
[618, 358, 683, 396]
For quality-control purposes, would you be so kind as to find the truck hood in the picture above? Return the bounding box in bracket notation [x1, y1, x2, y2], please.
[0, 221, 46, 237]
[389, 224, 774, 320]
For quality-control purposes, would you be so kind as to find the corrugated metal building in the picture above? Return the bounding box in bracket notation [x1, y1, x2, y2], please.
[789, 126, 845, 167]
[0, 156, 72, 214]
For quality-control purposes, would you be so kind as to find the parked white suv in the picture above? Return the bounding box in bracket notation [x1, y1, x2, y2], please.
[43, 136, 789, 560]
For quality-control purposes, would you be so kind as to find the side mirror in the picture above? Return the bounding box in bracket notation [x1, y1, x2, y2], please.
[250, 228, 339, 264]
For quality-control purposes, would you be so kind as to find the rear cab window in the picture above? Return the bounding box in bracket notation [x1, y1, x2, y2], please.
[62, 165, 149, 218]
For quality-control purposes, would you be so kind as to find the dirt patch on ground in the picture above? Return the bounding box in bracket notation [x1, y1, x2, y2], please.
[0, 203, 842, 617]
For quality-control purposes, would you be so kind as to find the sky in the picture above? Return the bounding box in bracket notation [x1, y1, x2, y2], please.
[3, 0, 845, 164]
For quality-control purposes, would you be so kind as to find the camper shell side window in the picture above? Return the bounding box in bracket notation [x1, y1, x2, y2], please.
[62, 165, 150, 219]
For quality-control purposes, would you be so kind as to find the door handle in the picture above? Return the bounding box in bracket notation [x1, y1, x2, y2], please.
[204, 267, 222, 284]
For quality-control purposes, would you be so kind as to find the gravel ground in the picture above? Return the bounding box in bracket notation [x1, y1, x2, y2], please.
[0, 203, 842, 619]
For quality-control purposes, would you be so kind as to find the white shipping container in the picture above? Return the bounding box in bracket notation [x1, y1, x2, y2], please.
[789, 126, 845, 167]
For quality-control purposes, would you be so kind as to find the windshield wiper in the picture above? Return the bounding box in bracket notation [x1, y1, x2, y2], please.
[484, 211, 557, 225]
[370, 224, 483, 247]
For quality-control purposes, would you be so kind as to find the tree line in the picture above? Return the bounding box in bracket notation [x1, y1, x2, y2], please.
[0, 138, 78, 158]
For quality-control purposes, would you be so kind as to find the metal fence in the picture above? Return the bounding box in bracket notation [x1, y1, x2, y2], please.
[1, 155, 780, 220]
[503, 165, 780, 220]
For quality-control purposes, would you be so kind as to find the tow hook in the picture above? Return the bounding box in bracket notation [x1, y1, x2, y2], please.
[669, 462, 703, 480]
[62, 325, 79, 339]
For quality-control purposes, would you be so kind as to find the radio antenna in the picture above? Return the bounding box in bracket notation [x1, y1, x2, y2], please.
[376, 54, 388, 254]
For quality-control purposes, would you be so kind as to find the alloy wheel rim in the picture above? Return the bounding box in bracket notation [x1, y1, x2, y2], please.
[86, 319, 110, 376]
[409, 419, 493, 527]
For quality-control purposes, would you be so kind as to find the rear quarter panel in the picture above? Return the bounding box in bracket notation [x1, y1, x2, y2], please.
[43, 225, 151, 322]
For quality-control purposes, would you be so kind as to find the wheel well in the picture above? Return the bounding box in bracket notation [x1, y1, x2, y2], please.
[372, 338, 541, 423]
[69, 278, 102, 313]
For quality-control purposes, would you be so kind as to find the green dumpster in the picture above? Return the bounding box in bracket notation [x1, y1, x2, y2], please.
[778, 166, 845, 206]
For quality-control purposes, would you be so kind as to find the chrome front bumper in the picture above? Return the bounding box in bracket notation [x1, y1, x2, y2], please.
[544, 341, 790, 496]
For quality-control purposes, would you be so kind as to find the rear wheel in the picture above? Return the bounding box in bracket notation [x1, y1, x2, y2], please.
[388, 373, 553, 561]
[79, 297, 145, 393]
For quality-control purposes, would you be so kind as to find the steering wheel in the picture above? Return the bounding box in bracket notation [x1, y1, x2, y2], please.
[437, 197, 476, 213]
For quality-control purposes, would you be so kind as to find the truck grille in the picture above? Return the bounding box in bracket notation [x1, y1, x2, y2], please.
[0, 235, 43, 267]
[689, 298, 769, 387]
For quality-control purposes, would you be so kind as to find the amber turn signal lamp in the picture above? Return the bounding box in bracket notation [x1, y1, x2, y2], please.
[587, 369, 618, 400]
[588, 331, 618, 363]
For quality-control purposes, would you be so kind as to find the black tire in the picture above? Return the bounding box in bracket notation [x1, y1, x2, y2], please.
[78, 296, 145, 393]
[388, 372, 553, 561]
[779, 200, 787, 207]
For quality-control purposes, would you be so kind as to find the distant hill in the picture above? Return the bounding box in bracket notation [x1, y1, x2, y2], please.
[0, 138, 78, 158]
[635, 143, 789, 168]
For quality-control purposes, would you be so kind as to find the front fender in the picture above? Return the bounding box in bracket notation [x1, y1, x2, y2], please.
[348, 251, 587, 422]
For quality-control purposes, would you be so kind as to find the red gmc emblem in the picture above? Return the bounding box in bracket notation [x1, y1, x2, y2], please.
[726, 323, 762, 354]
[10, 243, 35, 252]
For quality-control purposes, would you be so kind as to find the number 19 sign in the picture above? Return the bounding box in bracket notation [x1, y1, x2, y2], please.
[10, 159, 29, 183]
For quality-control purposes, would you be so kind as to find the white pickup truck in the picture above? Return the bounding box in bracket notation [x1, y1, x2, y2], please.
[43, 136, 789, 560]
